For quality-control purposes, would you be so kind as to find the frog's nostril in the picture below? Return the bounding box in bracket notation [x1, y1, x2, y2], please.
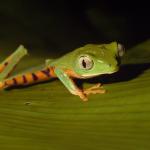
[108, 64, 111, 67]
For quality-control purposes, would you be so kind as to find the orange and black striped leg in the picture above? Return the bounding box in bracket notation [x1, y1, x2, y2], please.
[0, 67, 56, 90]
[0, 45, 27, 80]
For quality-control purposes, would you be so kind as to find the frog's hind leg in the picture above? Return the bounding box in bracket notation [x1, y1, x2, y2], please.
[0, 45, 28, 81]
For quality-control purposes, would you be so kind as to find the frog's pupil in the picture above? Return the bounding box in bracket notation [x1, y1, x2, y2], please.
[82, 59, 87, 68]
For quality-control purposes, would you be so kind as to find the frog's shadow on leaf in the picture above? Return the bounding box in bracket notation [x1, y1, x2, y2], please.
[76, 63, 150, 86]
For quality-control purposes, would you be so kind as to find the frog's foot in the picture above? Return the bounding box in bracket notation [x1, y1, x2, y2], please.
[74, 90, 88, 102]
[74, 83, 106, 101]
[83, 83, 106, 96]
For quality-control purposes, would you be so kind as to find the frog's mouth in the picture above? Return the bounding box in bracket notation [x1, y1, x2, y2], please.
[106, 66, 119, 74]
[80, 67, 119, 78]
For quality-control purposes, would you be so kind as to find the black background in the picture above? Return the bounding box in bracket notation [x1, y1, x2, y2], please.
[0, 0, 149, 54]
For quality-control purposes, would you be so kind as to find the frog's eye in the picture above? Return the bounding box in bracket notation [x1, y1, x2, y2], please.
[117, 43, 125, 57]
[79, 56, 94, 70]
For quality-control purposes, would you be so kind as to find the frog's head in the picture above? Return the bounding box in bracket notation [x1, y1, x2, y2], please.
[74, 42, 125, 78]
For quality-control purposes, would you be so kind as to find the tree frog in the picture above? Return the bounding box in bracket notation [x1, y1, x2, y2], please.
[0, 42, 124, 101]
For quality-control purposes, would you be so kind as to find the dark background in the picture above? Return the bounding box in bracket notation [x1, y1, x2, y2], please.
[0, 0, 149, 55]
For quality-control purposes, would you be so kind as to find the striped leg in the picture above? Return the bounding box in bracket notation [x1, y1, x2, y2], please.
[0, 45, 27, 80]
[0, 67, 56, 90]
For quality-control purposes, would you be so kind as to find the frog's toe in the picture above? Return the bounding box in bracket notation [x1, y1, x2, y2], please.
[83, 83, 106, 96]
[79, 94, 88, 101]
[85, 83, 102, 91]
[84, 89, 106, 95]
[77, 91, 88, 101]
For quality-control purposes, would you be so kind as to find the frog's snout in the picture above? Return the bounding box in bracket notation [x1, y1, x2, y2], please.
[117, 43, 125, 57]
[108, 64, 119, 73]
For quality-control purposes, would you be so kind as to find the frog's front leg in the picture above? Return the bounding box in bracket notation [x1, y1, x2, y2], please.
[0, 45, 27, 80]
[54, 68, 88, 101]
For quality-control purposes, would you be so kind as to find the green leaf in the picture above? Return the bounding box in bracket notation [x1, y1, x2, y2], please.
[0, 40, 150, 150]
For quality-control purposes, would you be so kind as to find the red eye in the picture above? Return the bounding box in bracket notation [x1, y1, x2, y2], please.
[79, 56, 93, 70]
